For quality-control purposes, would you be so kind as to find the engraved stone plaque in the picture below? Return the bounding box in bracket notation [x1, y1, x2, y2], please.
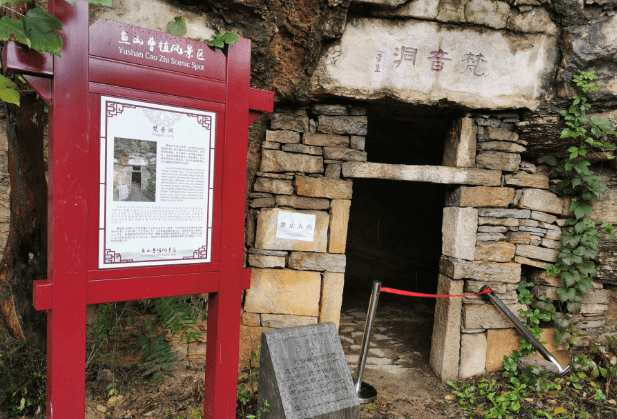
[257, 323, 360, 419]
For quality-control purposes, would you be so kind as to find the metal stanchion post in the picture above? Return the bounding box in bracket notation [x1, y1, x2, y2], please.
[480, 285, 572, 377]
[354, 280, 381, 404]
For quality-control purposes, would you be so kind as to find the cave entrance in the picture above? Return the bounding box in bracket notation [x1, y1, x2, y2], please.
[341, 104, 454, 376]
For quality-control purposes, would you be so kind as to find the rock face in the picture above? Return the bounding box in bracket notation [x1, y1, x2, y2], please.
[311, 18, 558, 110]
[260, 150, 324, 173]
[442, 207, 478, 261]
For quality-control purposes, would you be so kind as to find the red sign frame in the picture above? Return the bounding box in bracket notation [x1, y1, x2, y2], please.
[4, 1, 273, 417]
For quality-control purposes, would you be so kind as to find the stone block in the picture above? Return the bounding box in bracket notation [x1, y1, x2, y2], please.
[442, 207, 478, 261]
[342, 162, 501, 186]
[248, 254, 286, 269]
[242, 312, 261, 327]
[541, 238, 560, 249]
[459, 333, 487, 379]
[250, 197, 276, 208]
[249, 248, 289, 256]
[312, 18, 558, 110]
[311, 104, 348, 115]
[477, 226, 508, 233]
[266, 130, 301, 144]
[260, 314, 318, 328]
[257, 172, 294, 180]
[430, 275, 464, 382]
[484, 127, 519, 142]
[263, 141, 281, 150]
[350, 136, 365, 151]
[255, 208, 329, 252]
[477, 141, 526, 153]
[348, 105, 366, 116]
[303, 133, 350, 148]
[446, 186, 515, 208]
[508, 231, 531, 244]
[317, 115, 368, 136]
[478, 208, 530, 218]
[515, 244, 558, 263]
[271, 113, 309, 132]
[479, 217, 519, 227]
[477, 233, 506, 241]
[465, 280, 507, 294]
[519, 226, 547, 235]
[519, 189, 568, 215]
[325, 163, 342, 178]
[260, 150, 324, 173]
[239, 326, 273, 369]
[254, 177, 294, 195]
[276, 195, 330, 210]
[288, 252, 346, 273]
[281, 143, 323, 155]
[504, 173, 549, 189]
[476, 151, 521, 172]
[463, 304, 527, 329]
[545, 229, 562, 241]
[529, 269, 563, 287]
[323, 147, 367, 162]
[295, 176, 353, 199]
[329, 200, 352, 253]
[442, 117, 477, 168]
[515, 256, 547, 268]
[580, 304, 608, 315]
[440, 257, 521, 283]
[474, 241, 516, 262]
[319, 272, 346, 329]
[244, 269, 321, 316]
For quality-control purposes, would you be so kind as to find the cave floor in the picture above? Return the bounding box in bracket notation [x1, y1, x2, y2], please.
[340, 292, 465, 418]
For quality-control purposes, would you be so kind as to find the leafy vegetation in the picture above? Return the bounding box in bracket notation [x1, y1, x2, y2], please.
[165, 15, 240, 49]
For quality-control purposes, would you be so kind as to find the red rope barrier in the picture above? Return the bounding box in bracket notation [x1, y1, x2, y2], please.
[380, 287, 492, 298]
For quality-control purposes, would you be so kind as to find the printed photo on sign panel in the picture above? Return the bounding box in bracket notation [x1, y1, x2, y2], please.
[113, 138, 157, 202]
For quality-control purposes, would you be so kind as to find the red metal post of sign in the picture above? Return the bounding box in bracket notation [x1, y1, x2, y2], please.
[3, 1, 273, 417]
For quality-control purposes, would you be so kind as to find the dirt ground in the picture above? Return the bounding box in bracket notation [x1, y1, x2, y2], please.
[70, 292, 464, 419]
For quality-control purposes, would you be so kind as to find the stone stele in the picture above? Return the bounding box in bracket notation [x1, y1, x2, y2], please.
[311, 18, 558, 110]
[257, 323, 360, 419]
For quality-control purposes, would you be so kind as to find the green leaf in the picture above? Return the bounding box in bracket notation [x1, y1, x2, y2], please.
[166, 16, 187, 36]
[0, 16, 28, 44]
[21, 9, 63, 56]
[205, 32, 240, 49]
[543, 155, 557, 165]
[0, 74, 19, 106]
[85, 0, 113, 6]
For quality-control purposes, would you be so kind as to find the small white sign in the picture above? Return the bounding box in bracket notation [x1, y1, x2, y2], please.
[276, 211, 316, 242]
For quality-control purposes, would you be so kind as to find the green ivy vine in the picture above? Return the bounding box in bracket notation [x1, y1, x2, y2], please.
[166, 15, 240, 49]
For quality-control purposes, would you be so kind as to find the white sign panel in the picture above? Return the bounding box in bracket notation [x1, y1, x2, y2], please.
[99, 96, 216, 269]
[275, 211, 316, 242]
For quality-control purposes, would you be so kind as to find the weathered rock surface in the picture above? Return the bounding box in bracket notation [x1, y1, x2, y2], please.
[317, 115, 368, 136]
[430, 275, 464, 382]
[276, 195, 331, 210]
[266, 130, 301, 144]
[260, 314, 318, 328]
[271, 113, 309, 132]
[319, 272, 346, 328]
[350, 136, 365, 151]
[281, 143, 323, 155]
[288, 252, 346, 272]
[440, 257, 521, 283]
[515, 244, 558, 262]
[443, 117, 477, 168]
[311, 18, 558, 110]
[477, 141, 526, 153]
[504, 173, 549, 189]
[476, 151, 521, 172]
[474, 241, 516, 262]
[254, 177, 294, 195]
[518, 189, 568, 215]
[446, 186, 515, 207]
[295, 176, 353, 199]
[478, 208, 530, 218]
[442, 207, 478, 261]
[342, 162, 501, 186]
[463, 304, 527, 329]
[484, 127, 519, 142]
[459, 333, 487, 378]
[329, 200, 352, 253]
[323, 147, 367, 162]
[248, 254, 286, 268]
[260, 150, 324, 173]
[303, 133, 350, 148]
[245, 269, 321, 316]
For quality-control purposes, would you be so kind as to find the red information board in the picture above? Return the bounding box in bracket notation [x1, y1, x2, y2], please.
[4, 1, 273, 417]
